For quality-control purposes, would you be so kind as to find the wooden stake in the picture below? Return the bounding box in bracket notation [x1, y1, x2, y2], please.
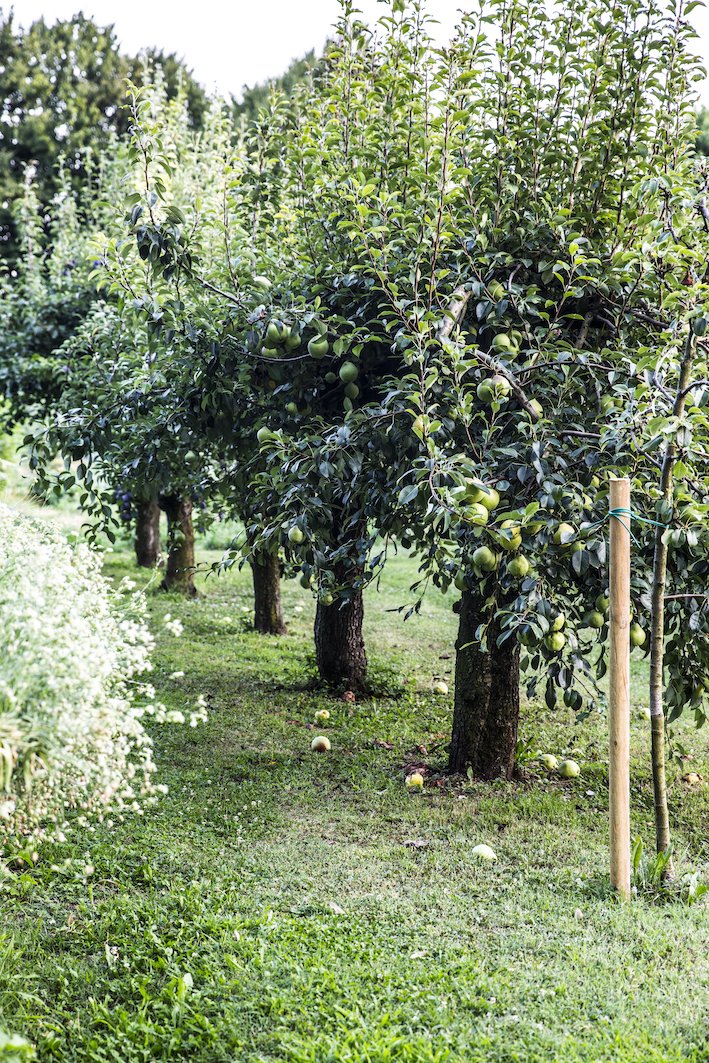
[609, 477, 631, 900]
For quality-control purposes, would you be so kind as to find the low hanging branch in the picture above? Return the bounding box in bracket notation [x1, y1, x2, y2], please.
[437, 285, 541, 422]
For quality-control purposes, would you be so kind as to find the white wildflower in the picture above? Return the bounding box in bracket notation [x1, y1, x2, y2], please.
[0, 504, 178, 858]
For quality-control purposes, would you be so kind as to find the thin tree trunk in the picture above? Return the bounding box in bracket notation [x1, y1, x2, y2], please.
[449, 589, 520, 779]
[649, 333, 695, 867]
[159, 494, 197, 597]
[134, 499, 161, 568]
[251, 551, 287, 634]
[314, 585, 367, 691]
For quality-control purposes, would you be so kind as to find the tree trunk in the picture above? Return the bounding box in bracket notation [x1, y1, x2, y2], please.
[134, 499, 161, 568]
[449, 589, 520, 779]
[251, 552, 287, 635]
[314, 586, 367, 691]
[648, 332, 695, 868]
[159, 494, 197, 597]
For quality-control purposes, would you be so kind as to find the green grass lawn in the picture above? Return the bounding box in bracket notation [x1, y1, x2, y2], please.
[0, 501, 707, 1062]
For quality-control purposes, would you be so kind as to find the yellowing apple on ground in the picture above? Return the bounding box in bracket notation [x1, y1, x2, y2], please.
[311, 735, 331, 753]
[405, 771, 424, 791]
[539, 753, 558, 770]
[558, 759, 580, 778]
[432, 680, 449, 695]
[471, 844, 497, 862]
[314, 709, 330, 723]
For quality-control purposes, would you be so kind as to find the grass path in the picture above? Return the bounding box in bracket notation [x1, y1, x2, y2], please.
[0, 542, 707, 1062]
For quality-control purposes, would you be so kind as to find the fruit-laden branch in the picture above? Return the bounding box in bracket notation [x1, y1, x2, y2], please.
[437, 285, 540, 422]
[648, 330, 696, 867]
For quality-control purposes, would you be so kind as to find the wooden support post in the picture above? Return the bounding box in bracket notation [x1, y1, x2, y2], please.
[609, 477, 631, 900]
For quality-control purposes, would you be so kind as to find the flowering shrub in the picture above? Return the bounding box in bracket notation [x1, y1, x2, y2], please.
[0, 504, 201, 860]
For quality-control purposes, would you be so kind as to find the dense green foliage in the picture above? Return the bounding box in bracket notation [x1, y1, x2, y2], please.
[53, 0, 708, 723]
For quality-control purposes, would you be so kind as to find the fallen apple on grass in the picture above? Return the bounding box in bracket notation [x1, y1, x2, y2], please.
[558, 759, 580, 778]
[471, 844, 497, 862]
[311, 735, 331, 753]
[539, 753, 559, 771]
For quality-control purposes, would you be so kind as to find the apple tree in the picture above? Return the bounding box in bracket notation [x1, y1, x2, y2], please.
[321, 0, 709, 788]
[249, 0, 709, 779]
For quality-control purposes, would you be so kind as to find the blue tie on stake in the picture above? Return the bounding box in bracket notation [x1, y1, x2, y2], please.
[587, 507, 668, 546]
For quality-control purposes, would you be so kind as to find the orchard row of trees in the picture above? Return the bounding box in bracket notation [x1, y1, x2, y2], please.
[2, 0, 708, 861]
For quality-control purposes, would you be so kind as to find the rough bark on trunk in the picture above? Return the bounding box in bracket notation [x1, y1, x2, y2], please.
[648, 333, 695, 868]
[314, 585, 367, 691]
[449, 589, 520, 779]
[159, 495, 197, 597]
[134, 499, 161, 568]
[251, 552, 287, 635]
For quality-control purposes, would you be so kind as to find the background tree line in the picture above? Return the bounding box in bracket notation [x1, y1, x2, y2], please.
[0, 8, 316, 262]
